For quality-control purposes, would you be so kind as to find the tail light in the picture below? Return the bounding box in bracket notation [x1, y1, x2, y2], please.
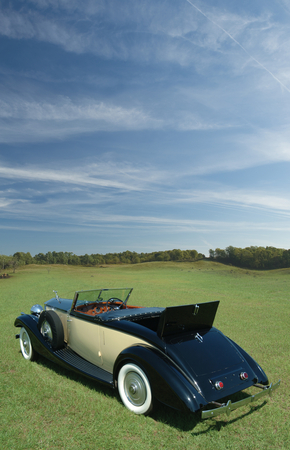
[215, 381, 224, 390]
[240, 372, 249, 380]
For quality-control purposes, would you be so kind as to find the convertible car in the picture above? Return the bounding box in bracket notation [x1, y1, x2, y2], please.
[15, 288, 280, 419]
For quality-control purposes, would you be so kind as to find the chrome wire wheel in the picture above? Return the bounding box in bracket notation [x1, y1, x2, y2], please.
[118, 363, 153, 415]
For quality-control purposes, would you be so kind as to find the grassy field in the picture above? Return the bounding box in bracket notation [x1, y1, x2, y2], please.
[0, 261, 289, 449]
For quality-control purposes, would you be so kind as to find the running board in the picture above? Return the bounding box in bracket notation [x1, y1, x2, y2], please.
[54, 347, 114, 385]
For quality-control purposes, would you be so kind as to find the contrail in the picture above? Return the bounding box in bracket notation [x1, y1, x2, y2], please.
[185, 0, 290, 94]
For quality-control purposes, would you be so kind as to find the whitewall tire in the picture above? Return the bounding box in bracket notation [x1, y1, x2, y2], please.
[19, 327, 37, 361]
[117, 363, 153, 415]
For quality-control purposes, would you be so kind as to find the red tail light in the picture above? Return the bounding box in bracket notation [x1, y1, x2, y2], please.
[240, 372, 249, 380]
[215, 381, 224, 390]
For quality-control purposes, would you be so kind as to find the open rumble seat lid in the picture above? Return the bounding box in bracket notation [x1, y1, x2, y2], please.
[157, 301, 219, 338]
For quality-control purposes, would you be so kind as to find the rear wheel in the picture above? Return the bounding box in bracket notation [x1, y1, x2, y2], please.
[19, 327, 37, 361]
[117, 363, 153, 415]
[38, 310, 64, 350]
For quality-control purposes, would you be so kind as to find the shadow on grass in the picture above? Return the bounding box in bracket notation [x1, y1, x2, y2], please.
[33, 353, 116, 400]
[150, 398, 268, 433]
[191, 401, 268, 435]
[31, 353, 269, 432]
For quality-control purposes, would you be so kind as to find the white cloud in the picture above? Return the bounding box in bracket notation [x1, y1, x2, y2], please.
[0, 95, 164, 142]
[0, 164, 137, 191]
[174, 188, 290, 214]
[0, 97, 154, 124]
[1, 0, 284, 71]
[2, 1, 290, 104]
[0, 87, 239, 143]
[0, 159, 169, 194]
[0, 198, 13, 208]
[1, 205, 290, 235]
[253, 131, 290, 162]
[1, 157, 290, 220]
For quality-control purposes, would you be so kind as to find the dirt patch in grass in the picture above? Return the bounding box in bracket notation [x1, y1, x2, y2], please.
[0, 273, 11, 279]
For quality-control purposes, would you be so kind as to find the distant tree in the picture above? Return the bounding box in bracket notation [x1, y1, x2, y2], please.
[282, 249, 290, 267]
[131, 253, 140, 264]
[214, 248, 227, 261]
[24, 252, 34, 264]
[56, 252, 68, 264]
[8, 257, 20, 273]
[91, 254, 105, 265]
[189, 249, 198, 260]
[170, 249, 184, 261]
[34, 253, 47, 264]
[0, 254, 10, 270]
[46, 251, 55, 264]
[13, 252, 34, 265]
[81, 254, 94, 265]
[225, 246, 241, 266]
[68, 254, 81, 265]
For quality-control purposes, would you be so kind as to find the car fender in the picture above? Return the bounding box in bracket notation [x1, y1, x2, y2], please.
[227, 337, 269, 385]
[113, 345, 207, 413]
[14, 314, 56, 361]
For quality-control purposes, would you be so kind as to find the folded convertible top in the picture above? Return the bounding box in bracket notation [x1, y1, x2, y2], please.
[98, 307, 165, 322]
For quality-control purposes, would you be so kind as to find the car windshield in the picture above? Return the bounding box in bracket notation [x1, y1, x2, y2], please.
[74, 288, 133, 308]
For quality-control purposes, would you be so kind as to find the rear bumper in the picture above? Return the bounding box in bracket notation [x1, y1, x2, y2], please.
[201, 380, 280, 419]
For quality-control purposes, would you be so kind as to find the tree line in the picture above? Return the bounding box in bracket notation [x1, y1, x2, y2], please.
[209, 245, 290, 270]
[2, 246, 290, 272]
[0, 249, 204, 271]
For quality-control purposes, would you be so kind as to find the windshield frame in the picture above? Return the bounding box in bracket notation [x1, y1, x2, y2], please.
[72, 288, 133, 309]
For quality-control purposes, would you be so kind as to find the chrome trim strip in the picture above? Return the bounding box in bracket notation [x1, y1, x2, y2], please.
[201, 380, 281, 419]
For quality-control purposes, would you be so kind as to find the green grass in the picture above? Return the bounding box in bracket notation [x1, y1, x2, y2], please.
[0, 261, 289, 449]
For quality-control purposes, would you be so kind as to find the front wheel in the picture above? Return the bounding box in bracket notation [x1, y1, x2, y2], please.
[19, 327, 37, 361]
[117, 363, 153, 415]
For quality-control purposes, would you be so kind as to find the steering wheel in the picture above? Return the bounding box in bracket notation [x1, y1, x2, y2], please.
[105, 298, 124, 311]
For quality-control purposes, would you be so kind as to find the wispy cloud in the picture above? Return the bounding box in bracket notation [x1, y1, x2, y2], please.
[0, 159, 170, 194]
[1, 1, 290, 255]
[173, 188, 290, 215]
[0, 95, 164, 142]
[2, 0, 286, 73]
[1, 208, 290, 235]
[0, 164, 140, 191]
[185, 0, 290, 93]
[1, 2, 191, 61]
[1, 158, 290, 220]
[170, 126, 290, 178]
[0, 97, 157, 125]
[0, 198, 13, 208]
[1, 0, 289, 99]
[0, 90, 234, 143]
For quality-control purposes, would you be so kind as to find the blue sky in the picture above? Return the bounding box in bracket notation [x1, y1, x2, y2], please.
[1, 0, 290, 257]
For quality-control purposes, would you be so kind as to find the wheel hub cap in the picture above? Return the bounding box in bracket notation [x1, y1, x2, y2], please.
[23, 337, 28, 353]
[129, 383, 138, 395]
[40, 320, 53, 341]
[124, 372, 146, 406]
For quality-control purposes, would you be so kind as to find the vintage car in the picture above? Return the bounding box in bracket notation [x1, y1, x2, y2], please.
[15, 288, 280, 419]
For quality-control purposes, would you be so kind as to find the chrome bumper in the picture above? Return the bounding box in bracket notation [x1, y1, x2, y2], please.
[201, 380, 281, 419]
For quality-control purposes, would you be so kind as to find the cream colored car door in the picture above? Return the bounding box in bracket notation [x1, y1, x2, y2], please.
[99, 327, 150, 373]
[67, 315, 103, 367]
